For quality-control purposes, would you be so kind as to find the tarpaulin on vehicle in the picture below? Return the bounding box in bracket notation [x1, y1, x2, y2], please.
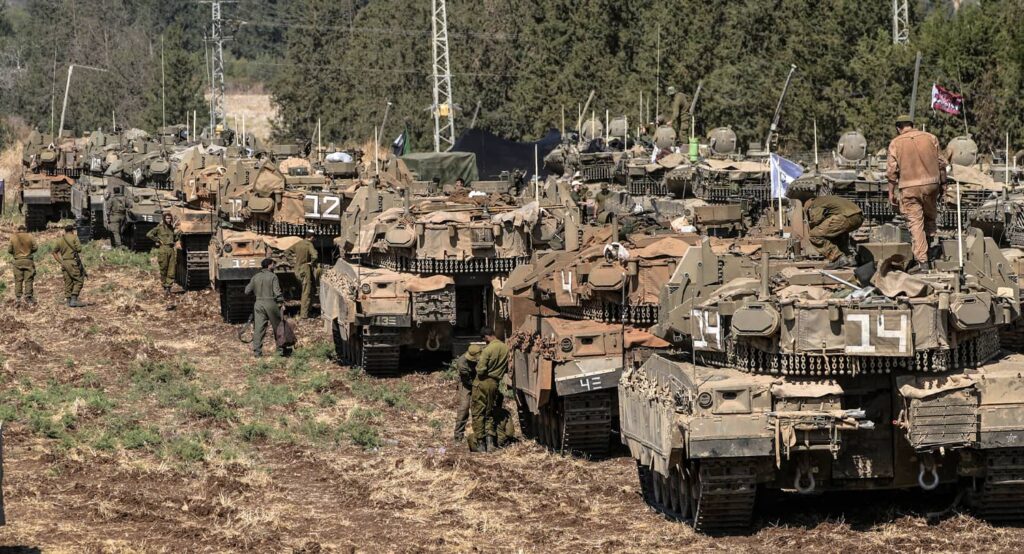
[453, 128, 561, 181]
[401, 152, 479, 185]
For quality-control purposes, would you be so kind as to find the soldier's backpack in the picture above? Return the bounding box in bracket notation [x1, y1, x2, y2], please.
[275, 316, 297, 349]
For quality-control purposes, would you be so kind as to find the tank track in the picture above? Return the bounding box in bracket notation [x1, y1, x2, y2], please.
[692, 459, 758, 534]
[531, 391, 614, 458]
[360, 334, 401, 377]
[968, 448, 1024, 522]
[75, 218, 93, 243]
[637, 458, 758, 534]
[219, 281, 253, 324]
[176, 235, 211, 290]
[91, 212, 108, 240]
[24, 205, 49, 232]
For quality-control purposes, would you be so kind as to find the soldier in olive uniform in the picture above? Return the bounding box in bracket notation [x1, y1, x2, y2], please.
[804, 195, 864, 269]
[54, 224, 86, 307]
[107, 187, 127, 248]
[664, 85, 688, 131]
[471, 327, 510, 452]
[245, 258, 284, 357]
[287, 229, 319, 318]
[146, 213, 180, 293]
[8, 225, 38, 306]
[453, 344, 481, 442]
[594, 183, 614, 223]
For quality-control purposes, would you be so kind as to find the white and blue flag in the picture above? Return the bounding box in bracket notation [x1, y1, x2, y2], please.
[769, 153, 803, 199]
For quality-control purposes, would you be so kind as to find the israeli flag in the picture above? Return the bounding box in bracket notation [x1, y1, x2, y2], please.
[770, 153, 803, 199]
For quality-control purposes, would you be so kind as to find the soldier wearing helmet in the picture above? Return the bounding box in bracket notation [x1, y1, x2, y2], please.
[886, 114, 947, 271]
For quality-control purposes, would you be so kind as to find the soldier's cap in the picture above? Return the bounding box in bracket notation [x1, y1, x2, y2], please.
[64, 224, 75, 232]
[600, 183, 609, 190]
[895, 114, 914, 126]
[666, 86, 676, 95]
[305, 228, 316, 237]
[466, 344, 483, 362]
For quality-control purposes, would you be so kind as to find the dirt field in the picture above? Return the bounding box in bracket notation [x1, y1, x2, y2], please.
[0, 225, 1023, 551]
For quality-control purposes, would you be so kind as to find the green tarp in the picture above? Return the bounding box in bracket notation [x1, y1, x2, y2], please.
[401, 151, 479, 185]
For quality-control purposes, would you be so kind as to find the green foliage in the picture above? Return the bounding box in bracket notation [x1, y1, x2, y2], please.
[237, 421, 272, 443]
[337, 408, 381, 449]
[349, 376, 418, 412]
[167, 435, 206, 462]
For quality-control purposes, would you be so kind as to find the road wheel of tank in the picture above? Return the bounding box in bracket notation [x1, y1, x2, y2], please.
[690, 458, 758, 534]
[219, 282, 253, 324]
[24, 205, 48, 232]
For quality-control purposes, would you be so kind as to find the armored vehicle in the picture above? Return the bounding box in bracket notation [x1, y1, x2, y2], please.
[502, 230, 681, 456]
[104, 186, 165, 250]
[544, 117, 622, 183]
[618, 221, 1024, 533]
[18, 131, 83, 230]
[210, 229, 302, 322]
[167, 145, 227, 289]
[321, 182, 541, 376]
[70, 175, 118, 242]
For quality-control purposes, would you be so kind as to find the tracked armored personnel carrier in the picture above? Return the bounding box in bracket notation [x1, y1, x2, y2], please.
[70, 175, 118, 242]
[166, 145, 228, 289]
[619, 223, 1024, 533]
[321, 179, 542, 376]
[210, 229, 302, 323]
[502, 229, 680, 456]
[18, 131, 83, 230]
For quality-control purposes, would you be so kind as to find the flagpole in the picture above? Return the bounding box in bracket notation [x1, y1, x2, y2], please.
[813, 119, 819, 170]
[956, 180, 963, 268]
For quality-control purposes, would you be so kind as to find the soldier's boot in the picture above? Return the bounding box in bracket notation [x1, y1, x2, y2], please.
[66, 297, 72, 307]
[469, 437, 486, 453]
[25, 297, 36, 307]
[69, 296, 84, 308]
[163, 285, 172, 295]
[14, 297, 21, 308]
[485, 436, 497, 453]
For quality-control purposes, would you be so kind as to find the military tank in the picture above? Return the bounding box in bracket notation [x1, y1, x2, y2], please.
[544, 116, 622, 183]
[104, 185, 165, 251]
[321, 178, 540, 376]
[618, 220, 1024, 533]
[502, 228, 680, 457]
[210, 229, 302, 323]
[166, 144, 228, 289]
[70, 174, 116, 242]
[18, 130, 83, 230]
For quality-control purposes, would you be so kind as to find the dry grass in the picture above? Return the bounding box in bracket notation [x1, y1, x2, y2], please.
[212, 93, 276, 142]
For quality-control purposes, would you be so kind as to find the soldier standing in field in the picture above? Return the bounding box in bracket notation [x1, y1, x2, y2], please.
[246, 258, 284, 357]
[54, 224, 86, 307]
[8, 225, 38, 307]
[453, 343, 481, 442]
[471, 327, 509, 453]
[287, 229, 319, 319]
[107, 186, 127, 248]
[886, 114, 947, 272]
[146, 212, 180, 294]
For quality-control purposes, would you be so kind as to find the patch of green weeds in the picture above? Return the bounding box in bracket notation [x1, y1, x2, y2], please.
[337, 407, 382, 449]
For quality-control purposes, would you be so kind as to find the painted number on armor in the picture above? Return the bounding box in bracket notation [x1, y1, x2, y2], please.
[374, 315, 399, 326]
[304, 195, 341, 221]
[578, 375, 602, 391]
[228, 198, 244, 222]
[692, 309, 723, 350]
[844, 311, 910, 355]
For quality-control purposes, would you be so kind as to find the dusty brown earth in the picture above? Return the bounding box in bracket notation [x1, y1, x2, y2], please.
[0, 217, 1023, 552]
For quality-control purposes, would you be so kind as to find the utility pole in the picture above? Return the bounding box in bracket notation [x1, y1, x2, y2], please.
[893, 0, 909, 45]
[58, 64, 109, 138]
[431, 0, 455, 152]
[201, 1, 234, 134]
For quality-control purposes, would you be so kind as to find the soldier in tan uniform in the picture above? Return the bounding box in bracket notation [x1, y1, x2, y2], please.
[886, 114, 947, 270]
[287, 229, 319, 319]
[8, 225, 38, 306]
[54, 224, 86, 307]
[804, 196, 863, 269]
[453, 344, 480, 442]
[146, 213, 180, 294]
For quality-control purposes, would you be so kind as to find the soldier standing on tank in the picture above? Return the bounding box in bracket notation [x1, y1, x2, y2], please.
[8, 225, 38, 307]
[886, 114, 947, 272]
[146, 212, 180, 294]
[664, 86, 688, 131]
[246, 258, 284, 357]
[804, 195, 863, 269]
[54, 224, 86, 307]
[471, 327, 509, 453]
[107, 187, 127, 248]
[594, 183, 614, 223]
[287, 229, 319, 319]
[453, 343, 481, 442]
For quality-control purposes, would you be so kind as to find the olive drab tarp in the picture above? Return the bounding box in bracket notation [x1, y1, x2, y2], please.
[400, 152, 479, 185]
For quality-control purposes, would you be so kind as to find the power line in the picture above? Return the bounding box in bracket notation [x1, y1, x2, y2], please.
[234, 59, 524, 78]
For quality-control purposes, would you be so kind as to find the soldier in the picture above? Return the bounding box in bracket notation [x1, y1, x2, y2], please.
[886, 114, 947, 271]
[804, 196, 864, 269]
[146, 212, 180, 294]
[453, 343, 481, 442]
[245, 258, 284, 357]
[287, 229, 319, 319]
[471, 327, 510, 453]
[54, 224, 86, 307]
[107, 186, 126, 248]
[664, 86, 688, 131]
[8, 225, 37, 307]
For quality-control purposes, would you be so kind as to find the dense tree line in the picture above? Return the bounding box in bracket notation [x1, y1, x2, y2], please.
[2, 0, 1023, 156]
